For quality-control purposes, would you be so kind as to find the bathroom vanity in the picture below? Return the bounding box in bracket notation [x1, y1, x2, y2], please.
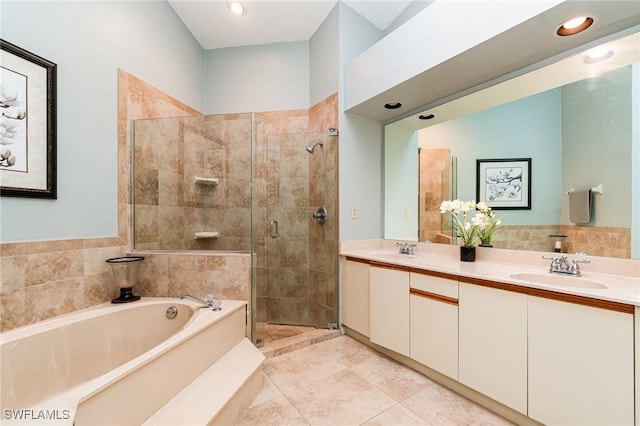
[341, 240, 639, 425]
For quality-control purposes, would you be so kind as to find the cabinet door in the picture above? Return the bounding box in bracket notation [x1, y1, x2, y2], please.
[410, 294, 458, 379]
[528, 297, 634, 425]
[370, 265, 410, 356]
[458, 283, 527, 414]
[343, 260, 370, 337]
[410, 273, 458, 379]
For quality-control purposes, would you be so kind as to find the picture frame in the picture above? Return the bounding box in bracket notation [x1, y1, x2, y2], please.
[476, 158, 531, 210]
[0, 39, 57, 199]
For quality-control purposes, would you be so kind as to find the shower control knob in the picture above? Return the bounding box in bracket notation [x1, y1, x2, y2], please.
[312, 207, 327, 224]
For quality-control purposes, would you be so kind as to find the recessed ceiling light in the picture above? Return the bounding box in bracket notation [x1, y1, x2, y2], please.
[418, 114, 435, 120]
[227, 1, 247, 17]
[556, 16, 594, 36]
[584, 47, 614, 64]
[384, 102, 402, 110]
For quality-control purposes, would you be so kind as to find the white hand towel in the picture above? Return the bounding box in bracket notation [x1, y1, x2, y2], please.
[569, 190, 591, 224]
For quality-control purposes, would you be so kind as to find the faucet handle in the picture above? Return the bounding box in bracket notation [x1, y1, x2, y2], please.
[570, 257, 590, 275]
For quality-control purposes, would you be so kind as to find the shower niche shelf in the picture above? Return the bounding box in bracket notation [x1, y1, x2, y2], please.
[194, 177, 220, 186]
[194, 232, 219, 240]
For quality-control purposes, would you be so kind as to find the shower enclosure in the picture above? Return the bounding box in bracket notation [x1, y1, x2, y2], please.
[131, 112, 339, 347]
[418, 149, 457, 244]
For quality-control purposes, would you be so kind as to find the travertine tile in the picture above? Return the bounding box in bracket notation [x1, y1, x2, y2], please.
[350, 351, 435, 402]
[304, 334, 380, 369]
[236, 395, 309, 426]
[83, 271, 119, 307]
[244, 335, 516, 426]
[25, 250, 84, 287]
[363, 404, 428, 425]
[83, 246, 125, 276]
[24, 278, 84, 324]
[0, 255, 26, 293]
[0, 288, 25, 331]
[402, 382, 514, 426]
[247, 373, 282, 409]
[286, 369, 396, 426]
[262, 344, 346, 394]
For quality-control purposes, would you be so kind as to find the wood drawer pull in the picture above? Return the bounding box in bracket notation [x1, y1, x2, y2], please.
[410, 288, 458, 306]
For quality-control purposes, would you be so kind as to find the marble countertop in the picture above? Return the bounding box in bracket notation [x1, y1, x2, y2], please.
[341, 240, 640, 307]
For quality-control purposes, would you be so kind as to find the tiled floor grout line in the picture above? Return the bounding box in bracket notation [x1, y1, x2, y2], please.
[239, 335, 514, 426]
[264, 350, 417, 426]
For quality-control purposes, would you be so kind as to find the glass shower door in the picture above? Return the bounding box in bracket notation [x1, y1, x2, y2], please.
[252, 125, 338, 346]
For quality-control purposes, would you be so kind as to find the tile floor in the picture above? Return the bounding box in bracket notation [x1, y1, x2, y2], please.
[238, 335, 514, 425]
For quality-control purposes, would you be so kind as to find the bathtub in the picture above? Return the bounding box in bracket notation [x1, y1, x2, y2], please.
[1, 297, 252, 425]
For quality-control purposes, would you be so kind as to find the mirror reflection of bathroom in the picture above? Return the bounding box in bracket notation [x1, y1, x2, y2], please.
[131, 116, 340, 349]
[385, 30, 639, 259]
[418, 148, 458, 244]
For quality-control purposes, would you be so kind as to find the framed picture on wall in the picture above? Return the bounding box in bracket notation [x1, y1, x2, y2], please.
[476, 158, 531, 210]
[0, 39, 57, 199]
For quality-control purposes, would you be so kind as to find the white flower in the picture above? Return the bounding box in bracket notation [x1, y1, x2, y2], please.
[476, 201, 489, 212]
[471, 212, 485, 227]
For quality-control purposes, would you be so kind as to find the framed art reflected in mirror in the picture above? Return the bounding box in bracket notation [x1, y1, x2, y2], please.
[476, 158, 531, 210]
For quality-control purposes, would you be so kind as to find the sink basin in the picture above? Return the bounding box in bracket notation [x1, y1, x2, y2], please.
[510, 272, 608, 289]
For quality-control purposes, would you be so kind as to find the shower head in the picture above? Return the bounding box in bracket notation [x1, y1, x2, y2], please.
[305, 140, 324, 154]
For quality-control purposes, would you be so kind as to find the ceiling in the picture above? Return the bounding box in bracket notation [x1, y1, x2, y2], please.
[168, 0, 413, 50]
[346, 1, 640, 122]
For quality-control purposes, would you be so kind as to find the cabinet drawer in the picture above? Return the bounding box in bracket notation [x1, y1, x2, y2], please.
[410, 272, 458, 299]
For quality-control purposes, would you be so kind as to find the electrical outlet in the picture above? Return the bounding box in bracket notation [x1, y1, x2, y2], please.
[351, 207, 358, 219]
[404, 208, 410, 219]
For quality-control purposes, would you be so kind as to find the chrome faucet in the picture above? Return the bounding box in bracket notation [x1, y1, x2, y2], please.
[395, 242, 417, 255]
[542, 255, 590, 276]
[179, 294, 213, 308]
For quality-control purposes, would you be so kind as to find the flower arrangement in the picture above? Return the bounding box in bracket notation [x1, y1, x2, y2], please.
[439, 200, 479, 247]
[439, 200, 503, 247]
[475, 202, 503, 246]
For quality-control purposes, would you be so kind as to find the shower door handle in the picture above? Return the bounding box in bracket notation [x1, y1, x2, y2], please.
[270, 220, 279, 238]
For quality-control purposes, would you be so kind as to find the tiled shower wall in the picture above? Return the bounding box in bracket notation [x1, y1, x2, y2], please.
[133, 114, 253, 251]
[419, 148, 451, 244]
[253, 94, 340, 328]
[131, 95, 340, 329]
[308, 94, 340, 327]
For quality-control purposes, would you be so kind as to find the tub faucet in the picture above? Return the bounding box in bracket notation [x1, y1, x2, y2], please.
[179, 294, 213, 308]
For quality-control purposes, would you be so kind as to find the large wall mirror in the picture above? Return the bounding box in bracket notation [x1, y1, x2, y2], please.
[384, 30, 639, 259]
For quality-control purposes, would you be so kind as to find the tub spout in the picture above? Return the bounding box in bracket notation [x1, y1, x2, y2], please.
[179, 294, 213, 308]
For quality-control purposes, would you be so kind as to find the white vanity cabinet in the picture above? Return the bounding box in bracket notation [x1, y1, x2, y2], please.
[458, 282, 528, 414]
[409, 271, 458, 379]
[370, 263, 410, 356]
[343, 259, 370, 337]
[528, 296, 635, 425]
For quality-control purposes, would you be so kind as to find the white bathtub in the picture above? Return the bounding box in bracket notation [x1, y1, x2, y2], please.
[1, 297, 251, 425]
